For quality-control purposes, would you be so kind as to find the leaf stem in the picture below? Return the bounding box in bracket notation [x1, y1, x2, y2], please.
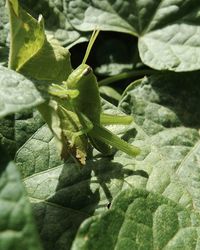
[98, 69, 156, 86]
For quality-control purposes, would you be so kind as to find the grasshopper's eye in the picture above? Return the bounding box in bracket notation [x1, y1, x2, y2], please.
[83, 66, 92, 76]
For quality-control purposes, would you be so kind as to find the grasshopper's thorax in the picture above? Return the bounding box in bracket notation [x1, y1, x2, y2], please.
[66, 64, 101, 125]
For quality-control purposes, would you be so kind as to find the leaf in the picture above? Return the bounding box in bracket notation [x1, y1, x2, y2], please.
[8, 0, 72, 82]
[12, 45, 200, 249]
[72, 188, 200, 250]
[20, 0, 89, 48]
[66, 0, 136, 34]
[0, 115, 17, 159]
[15, 99, 143, 249]
[0, 66, 45, 118]
[7, 0, 45, 70]
[0, 0, 9, 45]
[0, 46, 9, 66]
[15, 124, 62, 178]
[66, 0, 200, 71]
[15, 125, 90, 249]
[0, 109, 44, 162]
[14, 109, 44, 148]
[18, 37, 72, 83]
[0, 0, 9, 65]
[119, 72, 200, 210]
[99, 86, 121, 101]
[0, 159, 42, 250]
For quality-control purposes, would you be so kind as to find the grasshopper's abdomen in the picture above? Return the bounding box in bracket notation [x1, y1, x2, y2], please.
[66, 64, 101, 125]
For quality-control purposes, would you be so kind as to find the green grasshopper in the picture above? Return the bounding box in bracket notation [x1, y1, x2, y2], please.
[48, 30, 140, 163]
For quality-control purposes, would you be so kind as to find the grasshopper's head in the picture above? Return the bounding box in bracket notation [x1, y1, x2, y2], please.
[66, 64, 93, 89]
[66, 29, 99, 88]
[74, 64, 93, 78]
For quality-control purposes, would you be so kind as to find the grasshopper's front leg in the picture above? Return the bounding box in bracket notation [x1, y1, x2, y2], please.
[49, 83, 79, 99]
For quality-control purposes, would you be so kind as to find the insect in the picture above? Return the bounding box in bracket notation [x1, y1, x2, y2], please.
[48, 30, 140, 163]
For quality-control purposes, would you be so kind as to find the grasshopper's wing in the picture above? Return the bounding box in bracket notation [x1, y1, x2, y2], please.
[38, 101, 88, 165]
[58, 106, 89, 165]
[89, 124, 140, 157]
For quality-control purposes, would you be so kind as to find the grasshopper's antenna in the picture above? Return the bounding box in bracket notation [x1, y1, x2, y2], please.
[82, 29, 100, 65]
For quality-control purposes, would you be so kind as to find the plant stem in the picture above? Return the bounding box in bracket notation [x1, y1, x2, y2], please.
[98, 69, 156, 86]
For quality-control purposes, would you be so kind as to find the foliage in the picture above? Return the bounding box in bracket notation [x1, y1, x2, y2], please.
[1, 0, 200, 249]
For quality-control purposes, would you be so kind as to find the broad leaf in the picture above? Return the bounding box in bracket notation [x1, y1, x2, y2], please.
[66, 0, 200, 71]
[15, 109, 44, 148]
[99, 86, 121, 101]
[15, 61, 200, 250]
[15, 125, 90, 249]
[0, 0, 9, 65]
[20, 0, 89, 48]
[8, 0, 45, 71]
[0, 160, 42, 250]
[119, 72, 200, 210]
[15, 124, 62, 178]
[0, 0, 9, 46]
[15, 101, 142, 249]
[0, 66, 45, 118]
[16, 71, 200, 249]
[72, 188, 200, 250]
[8, 0, 72, 82]
[0, 109, 44, 162]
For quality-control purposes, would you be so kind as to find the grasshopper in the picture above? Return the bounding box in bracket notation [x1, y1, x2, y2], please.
[48, 30, 140, 163]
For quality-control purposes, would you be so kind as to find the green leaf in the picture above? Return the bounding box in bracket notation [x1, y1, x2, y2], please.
[119, 72, 200, 210]
[0, 0, 9, 44]
[14, 109, 44, 148]
[18, 37, 72, 83]
[0, 0, 9, 65]
[15, 124, 62, 178]
[99, 86, 121, 101]
[0, 66, 45, 118]
[0, 115, 17, 159]
[15, 125, 90, 249]
[66, 0, 137, 34]
[0, 160, 42, 250]
[8, 0, 45, 71]
[0, 109, 44, 161]
[14, 68, 200, 249]
[72, 188, 200, 250]
[66, 0, 200, 71]
[20, 0, 89, 48]
[15, 100, 143, 249]
[8, 0, 72, 82]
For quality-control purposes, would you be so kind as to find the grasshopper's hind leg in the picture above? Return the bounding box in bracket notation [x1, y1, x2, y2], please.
[89, 136, 112, 155]
[89, 124, 140, 157]
[100, 113, 133, 125]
